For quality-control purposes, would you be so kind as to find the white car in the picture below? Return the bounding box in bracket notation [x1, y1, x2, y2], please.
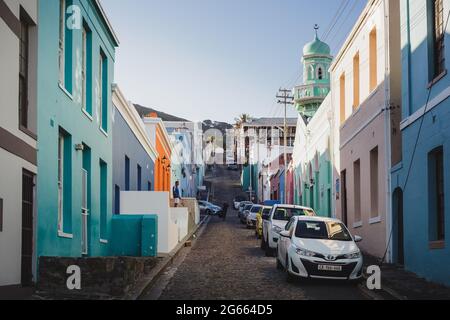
[246, 205, 263, 229]
[277, 216, 363, 282]
[262, 204, 316, 256]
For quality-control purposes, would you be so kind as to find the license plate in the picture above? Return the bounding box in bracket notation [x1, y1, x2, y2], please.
[318, 265, 342, 272]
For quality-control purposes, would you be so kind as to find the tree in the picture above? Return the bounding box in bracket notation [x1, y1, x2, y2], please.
[234, 114, 252, 128]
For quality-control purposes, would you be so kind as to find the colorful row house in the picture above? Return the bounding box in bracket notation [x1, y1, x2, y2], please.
[142, 113, 173, 193]
[331, 0, 402, 260]
[112, 85, 157, 215]
[37, 0, 119, 260]
[0, 0, 38, 287]
[390, 0, 450, 285]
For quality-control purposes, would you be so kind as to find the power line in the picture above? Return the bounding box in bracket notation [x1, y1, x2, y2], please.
[329, 0, 361, 50]
[323, 0, 351, 41]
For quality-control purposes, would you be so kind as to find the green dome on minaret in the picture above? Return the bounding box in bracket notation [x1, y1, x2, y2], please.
[303, 34, 331, 56]
[293, 25, 333, 121]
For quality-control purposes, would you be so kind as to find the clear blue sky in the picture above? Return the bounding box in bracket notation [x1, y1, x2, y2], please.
[101, 0, 367, 123]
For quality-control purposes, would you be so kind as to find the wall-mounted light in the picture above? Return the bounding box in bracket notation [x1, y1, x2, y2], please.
[75, 144, 84, 152]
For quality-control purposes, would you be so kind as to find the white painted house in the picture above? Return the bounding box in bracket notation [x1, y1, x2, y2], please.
[0, 0, 38, 287]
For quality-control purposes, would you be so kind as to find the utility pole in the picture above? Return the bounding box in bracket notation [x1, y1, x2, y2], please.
[277, 88, 294, 204]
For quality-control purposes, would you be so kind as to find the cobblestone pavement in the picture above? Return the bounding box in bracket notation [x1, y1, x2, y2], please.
[150, 166, 369, 300]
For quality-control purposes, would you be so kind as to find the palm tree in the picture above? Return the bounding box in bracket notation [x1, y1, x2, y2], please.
[234, 113, 252, 128]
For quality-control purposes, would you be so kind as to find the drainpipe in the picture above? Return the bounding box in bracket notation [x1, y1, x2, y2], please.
[383, 0, 393, 264]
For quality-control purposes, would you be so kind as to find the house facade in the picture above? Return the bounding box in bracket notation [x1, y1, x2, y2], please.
[331, 0, 402, 260]
[37, 0, 119, 259]
[143, 114, 173, 193]
[391, 0, 450, 285]
[0, 0, 38, 287]
[112, 85, 157, 215]
[292, 95, 333, 217]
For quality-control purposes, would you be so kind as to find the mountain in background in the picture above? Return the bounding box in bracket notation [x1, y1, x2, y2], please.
[133, 104, 233, 134]
[134, 104, 190, 122]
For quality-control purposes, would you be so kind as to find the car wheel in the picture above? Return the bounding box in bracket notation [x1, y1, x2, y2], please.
[206, 209, 211, 215]
[286, 256, 295, 283]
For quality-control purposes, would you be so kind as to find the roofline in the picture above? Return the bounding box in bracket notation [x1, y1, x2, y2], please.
[142, 117, 174, 157]
[112, 84, 158, 161]
[330, 0, 379, 72]
[94, 0, 120, 46]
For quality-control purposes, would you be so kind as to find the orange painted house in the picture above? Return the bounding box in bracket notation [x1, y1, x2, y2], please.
[143, 113, 173, 192]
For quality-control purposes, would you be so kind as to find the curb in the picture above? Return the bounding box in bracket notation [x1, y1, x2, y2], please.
[128, 215, 211, 300]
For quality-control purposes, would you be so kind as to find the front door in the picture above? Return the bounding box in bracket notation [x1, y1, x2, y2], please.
[81, 169, 89, 256]
[341, 170, 348, 226]
[21, 170, 35, 286]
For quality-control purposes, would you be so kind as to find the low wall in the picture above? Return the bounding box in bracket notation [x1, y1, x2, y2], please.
[170, 198, 200, 233]
[111, 215, 158, 257]
[37, 256, 159, 299]
[120, 191, 179, 254]
[170, 208, 189, 242]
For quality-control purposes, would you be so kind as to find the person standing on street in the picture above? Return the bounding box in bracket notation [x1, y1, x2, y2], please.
[222, 202, 229, 221]
[173, 181, 182, 207]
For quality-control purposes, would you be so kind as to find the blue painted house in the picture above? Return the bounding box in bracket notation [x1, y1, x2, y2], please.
[391, 0, 450, 285]
[37, 0, 119, 258]
[112, 85, 157, 214]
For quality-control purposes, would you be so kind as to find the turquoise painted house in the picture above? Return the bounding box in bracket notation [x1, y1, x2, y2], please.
[37, 0, 119, 258]
[391, 0, 450, 286]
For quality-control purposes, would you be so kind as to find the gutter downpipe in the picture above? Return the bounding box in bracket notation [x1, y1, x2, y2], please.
[383, 0, 393, 264]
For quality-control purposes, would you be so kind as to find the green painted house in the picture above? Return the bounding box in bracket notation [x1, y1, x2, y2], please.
[37, 0, 119, 259]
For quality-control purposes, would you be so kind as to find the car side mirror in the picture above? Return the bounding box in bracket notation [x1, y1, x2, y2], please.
[280, 230, 291, 238]
[354, 235, 362, 243]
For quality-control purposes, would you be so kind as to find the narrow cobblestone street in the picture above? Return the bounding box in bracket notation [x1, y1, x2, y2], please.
[141, 166, 369, 300]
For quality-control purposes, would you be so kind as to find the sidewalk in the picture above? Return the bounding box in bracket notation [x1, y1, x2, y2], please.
[363, 255, 450, 300]
[0, 286, 35, 300]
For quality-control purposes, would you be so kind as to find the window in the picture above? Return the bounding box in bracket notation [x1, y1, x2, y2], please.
[137, 165, 142, 191]
[114, 185, 120, 215]
[125, 156, 130, 191]
[81, 22, 92, 114]
[429, 147, 445, 243]
[99, 50, 108, 132]
[429, 0, 446, 80]
[369, 28, 378, 91]
[370, 147, 379, 218]
[340, 73, 346, 124]
[317, 67, 323, 80]
[353, 52, 360, 110]
[19, 16, 29, 128]
[58, 129, 72, 234]
[148, 181, 152, 191]
[59, 0, 72, 92]
[58, 0, 65, 85]
[354, 159, 361, 223]
[100, 160, 107, 240]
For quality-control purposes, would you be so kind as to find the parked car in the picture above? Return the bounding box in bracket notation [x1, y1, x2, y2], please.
[238, 201, 253, 217]
[256, 206, 272, 239]
[240, 204, 254, 223]
[276, 216, 363, 282]
[246, 205, 263, 229]
[262, 204, 316, 256]
[198, 200, 222, 215]
[233, 196, 248, 210]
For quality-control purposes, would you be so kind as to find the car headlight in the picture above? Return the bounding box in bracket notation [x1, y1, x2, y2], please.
[295, 247, 318, 257]
[344, 251, 361, 259]
[272, 226, 283, 233]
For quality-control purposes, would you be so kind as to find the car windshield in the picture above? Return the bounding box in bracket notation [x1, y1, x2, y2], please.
[272, 207, 315, 221]
[251, 206, 262, 213]
[295, 221, 353, 241]
[244, 204, 253, 210]
[262, 208, 271, 215]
